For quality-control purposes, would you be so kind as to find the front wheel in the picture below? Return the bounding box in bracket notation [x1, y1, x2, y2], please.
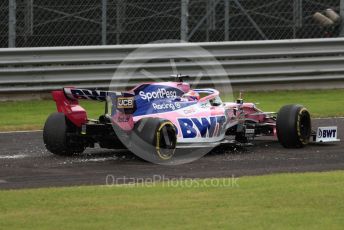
[276, 104, 311, 148]
[43, 112, 85, 156]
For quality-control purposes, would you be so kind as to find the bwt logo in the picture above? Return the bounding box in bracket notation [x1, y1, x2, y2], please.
[70, 89, 107, 101]
[139, 88, 178, 101]
[318, 129, 337, 138]
[178, 116, 226, 138]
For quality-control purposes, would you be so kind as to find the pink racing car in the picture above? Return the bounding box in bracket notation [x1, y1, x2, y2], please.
[43, 76, 339, 161]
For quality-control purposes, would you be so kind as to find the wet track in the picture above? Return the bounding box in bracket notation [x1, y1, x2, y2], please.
[0, 118, 343, 189]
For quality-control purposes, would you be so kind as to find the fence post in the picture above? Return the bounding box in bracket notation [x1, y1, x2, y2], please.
[206, 0, 216, 41]
[293, 0, 302, 39]
[102, 0, 107, 45]
[181, 0, 189, 42]
[116, 0, 124, 44]
[24, 0, 33, 46]
[224, 0, 229, 41]
[340, 0, 344, 36]
[8, 0, 16, 47]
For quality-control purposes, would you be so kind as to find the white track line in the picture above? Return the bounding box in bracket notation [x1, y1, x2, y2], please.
[0, 154, 28, 159]
[0, 130, 42, 134]
[313, 117, 344, 120]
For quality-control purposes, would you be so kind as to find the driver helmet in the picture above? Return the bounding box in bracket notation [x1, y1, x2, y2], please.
[182, 90, 200, 101]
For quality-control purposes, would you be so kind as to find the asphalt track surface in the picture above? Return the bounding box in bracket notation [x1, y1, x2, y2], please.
[0, 118, 343, 189]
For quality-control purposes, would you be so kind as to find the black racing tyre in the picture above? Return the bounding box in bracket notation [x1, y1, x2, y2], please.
[131, 118, 177, 162]
[43, 112, 85, 156]
[276, 104, 311, 148]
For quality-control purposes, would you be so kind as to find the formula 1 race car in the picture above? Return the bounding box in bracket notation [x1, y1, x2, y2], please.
[43, 75, 340, 162]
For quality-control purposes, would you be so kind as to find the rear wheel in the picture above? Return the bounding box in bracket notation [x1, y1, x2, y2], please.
[131, 118, 177, 162]
[43, 112, 85, 156]
[276, 104, 311, 148]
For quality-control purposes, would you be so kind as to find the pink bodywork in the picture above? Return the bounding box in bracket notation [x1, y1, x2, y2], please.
[51, 82, 276, 140]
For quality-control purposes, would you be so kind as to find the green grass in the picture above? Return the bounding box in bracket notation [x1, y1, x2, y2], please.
[1, 171, 344, 229]
[234, 89, 344, 118]
[0, 100, 104, 131]
[0, 89, 343, 131]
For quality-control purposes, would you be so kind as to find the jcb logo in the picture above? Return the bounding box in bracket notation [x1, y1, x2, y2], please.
[117, 97, 134, 109]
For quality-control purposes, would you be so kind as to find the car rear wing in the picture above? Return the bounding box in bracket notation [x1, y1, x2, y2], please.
[63, 88, 116, 102]
[62, 87, 136, 111]
[52, 88, 136, 130]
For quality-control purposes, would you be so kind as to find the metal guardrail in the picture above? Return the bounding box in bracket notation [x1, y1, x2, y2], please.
[1, 38, 344, 93]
